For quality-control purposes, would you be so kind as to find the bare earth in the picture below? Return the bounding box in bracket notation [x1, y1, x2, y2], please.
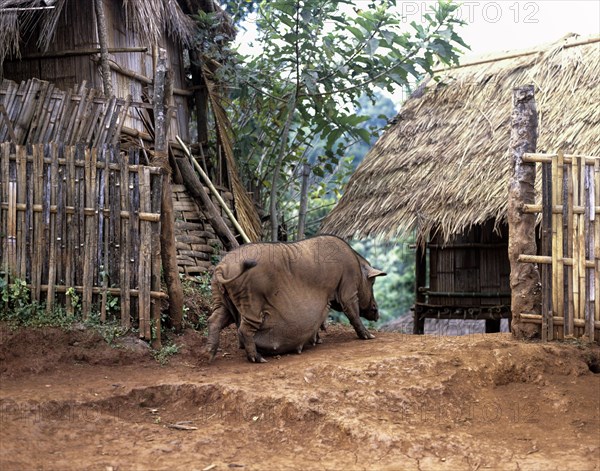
[0, 323, 599, 471]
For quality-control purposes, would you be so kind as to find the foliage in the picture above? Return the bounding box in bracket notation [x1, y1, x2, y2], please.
[351, 239, 416, 325]
[153, 342, 181, 365]
[181, 273, 213, 332]
[212, 0, 467, 239]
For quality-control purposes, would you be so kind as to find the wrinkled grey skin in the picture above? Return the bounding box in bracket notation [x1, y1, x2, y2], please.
[206, 235, 386, 363]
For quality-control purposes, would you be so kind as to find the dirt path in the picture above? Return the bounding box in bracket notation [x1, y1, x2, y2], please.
[1, 323, 599, 471]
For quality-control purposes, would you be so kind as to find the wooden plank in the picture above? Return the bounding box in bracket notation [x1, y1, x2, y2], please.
[138, 167, 152, 340]
[45, 144, 59, 314]
[119, 149, 131, 328]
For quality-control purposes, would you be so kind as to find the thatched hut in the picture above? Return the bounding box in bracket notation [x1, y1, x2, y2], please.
[322, 35, 600, 334]
[0, 0, 261, 260]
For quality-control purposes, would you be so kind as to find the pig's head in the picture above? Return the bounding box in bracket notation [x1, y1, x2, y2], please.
[358, 262, 386, 321]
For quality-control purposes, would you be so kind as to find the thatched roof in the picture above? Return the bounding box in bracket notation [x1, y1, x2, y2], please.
[321, 35, 600, 243]
[0, 0, 233, 65]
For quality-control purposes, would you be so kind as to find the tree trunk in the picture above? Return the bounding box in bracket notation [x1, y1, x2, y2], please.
[153, 48, 184, 333]
[93, 0, 113, 97]
[297, 163, 310, 240]
[508, 84, 541, 339]
[270, 96, 297, 241]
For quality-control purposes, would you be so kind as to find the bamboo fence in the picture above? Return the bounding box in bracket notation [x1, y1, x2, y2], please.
[0, 143, 165, 339]
[518, 152, 600, 342]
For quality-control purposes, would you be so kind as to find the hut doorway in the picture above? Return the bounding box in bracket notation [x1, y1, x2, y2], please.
[414, 220, 512, 334]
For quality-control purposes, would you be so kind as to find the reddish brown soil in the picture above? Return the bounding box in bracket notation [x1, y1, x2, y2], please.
[1, 322, 599, 471]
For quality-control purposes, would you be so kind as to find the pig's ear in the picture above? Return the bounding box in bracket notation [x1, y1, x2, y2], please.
[367, 267, 387, 278]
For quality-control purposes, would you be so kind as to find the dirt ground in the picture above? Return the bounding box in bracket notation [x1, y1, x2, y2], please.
[0, 322, 599, 471]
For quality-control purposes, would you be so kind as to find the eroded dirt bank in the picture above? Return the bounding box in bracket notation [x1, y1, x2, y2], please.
[1, 324, 599, 471]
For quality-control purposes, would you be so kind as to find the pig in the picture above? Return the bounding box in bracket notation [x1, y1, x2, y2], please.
[206, 235, 386, 363]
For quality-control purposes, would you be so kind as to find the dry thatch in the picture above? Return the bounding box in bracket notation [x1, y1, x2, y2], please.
[322, 35, 600, 244]
[0, 0, 233, 66]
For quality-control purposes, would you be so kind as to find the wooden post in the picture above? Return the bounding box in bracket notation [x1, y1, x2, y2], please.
[153, 48, 185, 333]
[508, 85, 541, 339]
[413, 243, 427, 335]
[93, 0, 113, 97]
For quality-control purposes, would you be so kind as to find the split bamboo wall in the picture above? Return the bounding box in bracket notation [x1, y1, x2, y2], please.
[0, 143, 165, 339]
[518, 152, 600, 342]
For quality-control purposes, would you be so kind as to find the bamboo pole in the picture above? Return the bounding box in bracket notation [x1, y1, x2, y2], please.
[518, 254, 595, 268]
[595, 160, 600, 338]
[570, 156, 580, 337]
[556, 151, 565, 337]
[542, 161, 552, 341]
[176, 135, 251, 244]
[586, 162, 595, 341]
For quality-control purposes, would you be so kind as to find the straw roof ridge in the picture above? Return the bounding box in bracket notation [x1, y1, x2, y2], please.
[321, 35, 600, 243]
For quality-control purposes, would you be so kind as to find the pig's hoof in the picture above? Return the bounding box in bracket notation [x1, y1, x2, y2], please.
[248, 353, 267, 363]
[360, 331, 376, 340]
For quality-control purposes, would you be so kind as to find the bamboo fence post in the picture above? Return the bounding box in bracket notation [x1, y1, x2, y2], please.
[573, 158, 587, 337]
[176, 135, 250, 244]
[98, 146, 108, 322]
[150, 172, 163, 349]
[119, 150, 131, 329]
[541, 161, 552, 341]
[46, 144, 58, 314]
[556, 151, 565, 338]
[595, 159, 600, 341]
[508, 84, 540, 339]
[16, 145, 27, 279]
[586, 161, 595, 341]
[31, 145, 44, 302]
[571, 156, 581, 337]
[138, 167, 152, 340]
[65, 145, 75, 316]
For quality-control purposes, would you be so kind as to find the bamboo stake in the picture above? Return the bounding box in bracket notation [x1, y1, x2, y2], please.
[138, 167, 152, 340]
[31, 145, 44, 302]
[570, 156, 580, 337]
[542, 161, 552, 341]
[586, 162, 595, 341]
[556, 151, 565, 334]
[45, 144, 58, 314]
[119, 150, 131, 329]
[65, 145, 75, 317]
[176, 135, 250, 244]
[16, 146, 27, 278]
[578, 156, 587, 337]
[595, 160, 600, 337]
[565, 159, 574, 339]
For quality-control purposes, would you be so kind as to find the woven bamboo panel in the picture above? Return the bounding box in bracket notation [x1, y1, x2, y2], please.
[0, 143, 165, 338]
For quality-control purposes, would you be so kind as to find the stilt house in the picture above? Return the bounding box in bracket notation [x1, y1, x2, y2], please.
[321, 35, 600, 334]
